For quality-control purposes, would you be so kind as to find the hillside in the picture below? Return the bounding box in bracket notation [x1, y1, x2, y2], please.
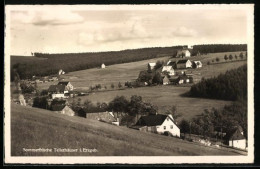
[11, 103, 241, 156]
[37, 51, 246, 91]
[11, 46, 181, 80]
[11, 44, 246, 80]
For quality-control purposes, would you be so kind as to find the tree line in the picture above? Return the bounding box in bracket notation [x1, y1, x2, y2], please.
[192, 44, 247, 55]
[189, 65, 247, 101]
[179, 99, 247, 140]
[11, 44, 246, 80]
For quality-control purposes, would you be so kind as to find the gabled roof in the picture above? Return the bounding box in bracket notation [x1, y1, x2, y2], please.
[177, 59, 190, 64]
[167, 61, 177, 66]
[48, 85, 66, 92]
[52, 104, 66, 111]
[224, 127, 245, 141]
[148, 63, 156, 67]
[162, 66, 174, 72]
[136, 114, 177, 126]
[58, 81, 70, 85]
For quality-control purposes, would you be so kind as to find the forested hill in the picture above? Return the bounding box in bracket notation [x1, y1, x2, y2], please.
[11, 44, 246, 80]
[11, 46, 185, 80]
[189, 65, 247, 101]
[192, 44, 247, 54]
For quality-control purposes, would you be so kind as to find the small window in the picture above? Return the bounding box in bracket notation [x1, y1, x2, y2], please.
[170, 125, 173, 129]
[167, 117, 169, 121]
[164, 126, 166, 130]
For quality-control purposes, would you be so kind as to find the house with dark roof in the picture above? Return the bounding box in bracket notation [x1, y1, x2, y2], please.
[86, 111, 118, 125]
[131, 114, 180, 137]
[58, 81, 74, 91]
[224, 126, 246, 149]
[177, 74, 192, 84]
[48, 85, 69, 99]
[176, 49, 191, 58]
[192, 61, 203, 68]
[51, 104, 75, 116]
[176, 59, 192, 69]
[167, 60, 177, 69]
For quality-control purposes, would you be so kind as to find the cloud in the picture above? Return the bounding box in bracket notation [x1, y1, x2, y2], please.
[11, 10, 84, 26]
[172, 26, 198, 37]
[77, 17, 158, 47]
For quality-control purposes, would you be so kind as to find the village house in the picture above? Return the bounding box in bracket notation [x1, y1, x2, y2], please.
[176, 49, 191, 58]
[51, 104, 75, 116]
[161, 66, 175, 76]
[163, 76, 170, 85]
[192, 61, 203, 68]
[131, 114, 180, 137]
[58, 69, 65, 75]
[86, 111, 119, 125]
[101, 63, 106, 69]
[224, 126, 247, 150]
[148, 63, 156, 71]
[48, 85, 69, 99]
[58, 81, 74, 91]
[176, 59, 193, 69]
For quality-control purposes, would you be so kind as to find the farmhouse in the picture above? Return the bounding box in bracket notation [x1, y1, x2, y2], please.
[176, 49, 191, 58]
[148, 63, 156, 71]
[224, 126, 247, 149]
[101, 63, 106, 69]
[163, 76, 170, 85]
[58, 81, 74, 91]
[176, 59, 192, 69]
[192, 61, 203, 68]
[48, 85, 69, 99]
[51, 104, 75, 116]
[86, 111, 118, 124]
[161, 66, 175, 76]
[58, 69, 65, 75]
[131, 114, 180, 137]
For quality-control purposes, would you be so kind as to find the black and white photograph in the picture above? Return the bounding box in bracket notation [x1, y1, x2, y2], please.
[4, 4, 254, 164]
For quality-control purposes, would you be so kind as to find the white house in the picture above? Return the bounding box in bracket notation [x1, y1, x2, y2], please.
[101, 63, 106, 69]
[176, 59, 193, 69]
[163, 76, 170, 85]
[192, 61, 203, 68]
[162, 66, 175, 76]
[48, 85, 69, 99]
[224, 127, 247, 150]
[131, 114, 180, 137]
[148, 63, 156, 71]
[58, 81, 74, 91]
[176, 49, 191, 58]
[58, 69, 65, 75]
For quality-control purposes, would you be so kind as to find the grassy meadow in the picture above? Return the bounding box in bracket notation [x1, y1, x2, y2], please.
[37, 51, 246, 91]
[11, 103, 243, 156]
[70, 85, 232, 120]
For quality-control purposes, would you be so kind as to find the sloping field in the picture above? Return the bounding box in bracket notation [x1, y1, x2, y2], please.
[37, 56, 170, 90]
[11, 103, 241, 156]
[71, 86, 232, 120]
[37, 51, 246, 91]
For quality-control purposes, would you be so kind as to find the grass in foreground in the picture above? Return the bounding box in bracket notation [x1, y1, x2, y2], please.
[11, 103, 241, 156]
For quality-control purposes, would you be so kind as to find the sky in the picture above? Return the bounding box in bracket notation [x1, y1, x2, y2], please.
[6, 5, 252, 56]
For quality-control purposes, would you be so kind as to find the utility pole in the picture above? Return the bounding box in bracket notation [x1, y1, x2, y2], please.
[189, 121, 191, 140]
